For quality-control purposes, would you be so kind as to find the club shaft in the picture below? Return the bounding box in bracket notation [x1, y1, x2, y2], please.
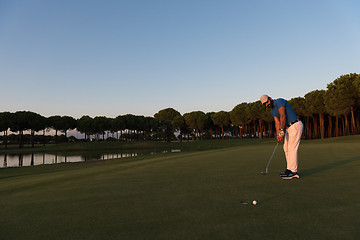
[265, 142, 279, 172]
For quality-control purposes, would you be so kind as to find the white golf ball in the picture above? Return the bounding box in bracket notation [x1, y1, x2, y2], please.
[252, 200, 257, 205]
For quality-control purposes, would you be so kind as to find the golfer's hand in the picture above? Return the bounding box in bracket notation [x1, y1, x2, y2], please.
[277, 129, 285, 142]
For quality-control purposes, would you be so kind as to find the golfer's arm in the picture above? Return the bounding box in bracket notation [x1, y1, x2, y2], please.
[278, 106, 286, 130]
[274, 117, 280, 135]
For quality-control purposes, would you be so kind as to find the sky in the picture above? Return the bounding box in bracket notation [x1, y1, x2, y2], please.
[1, 0, 359, 118]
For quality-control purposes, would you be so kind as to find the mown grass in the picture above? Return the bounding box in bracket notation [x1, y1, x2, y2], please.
[1, 136, 360, 239]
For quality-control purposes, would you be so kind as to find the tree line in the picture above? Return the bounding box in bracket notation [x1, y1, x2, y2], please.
[1, 73, 359, 148]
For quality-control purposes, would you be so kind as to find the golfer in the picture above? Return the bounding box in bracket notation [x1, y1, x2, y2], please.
[260, 95, 303, 179]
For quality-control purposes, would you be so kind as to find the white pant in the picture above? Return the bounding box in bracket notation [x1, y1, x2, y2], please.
[283, 121, 303, 172]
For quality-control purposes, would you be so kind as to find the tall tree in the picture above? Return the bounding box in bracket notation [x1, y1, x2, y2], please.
[248, 101, 265, 138]
[305, 90, 327, 139]
[77, 116, 94, 141]
[134, 116, 146, 140]
[93, 116, 112, 140]
[354, 75, 360, 133]
[154, 108, 181, 142]
[211, 111, 230, 139]
[260, 103, 274, 138]
[230, 103, 248, 139]
[183, 111, 208, 140]
[146, 117, 160, 140]
[123, 114, 138, 140]
[112, 115, 126, 139]
[10, 111, 32, 148]
[325, 74, 358, 136]
[60, 116, 77, 138]
[48, 115, 63, 143]
[171, 115, 185, 141]
[183, 112, 196, 140]
[205, 112, 215, 139]
[28, 112, 46, 148]
[196, 111, 210, 140]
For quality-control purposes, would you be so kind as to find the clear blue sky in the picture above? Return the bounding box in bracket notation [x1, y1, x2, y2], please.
[1, 0, 359, 118]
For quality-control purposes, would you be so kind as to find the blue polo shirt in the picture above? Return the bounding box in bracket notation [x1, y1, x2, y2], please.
[271, 98, 298, 126]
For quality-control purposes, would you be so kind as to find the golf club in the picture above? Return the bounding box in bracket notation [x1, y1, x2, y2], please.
[261, 141, 279, 175]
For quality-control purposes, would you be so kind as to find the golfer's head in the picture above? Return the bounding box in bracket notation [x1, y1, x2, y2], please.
[260, 95, 272, 108]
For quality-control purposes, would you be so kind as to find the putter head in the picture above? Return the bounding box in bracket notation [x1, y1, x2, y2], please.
[261, 171, 268, 175]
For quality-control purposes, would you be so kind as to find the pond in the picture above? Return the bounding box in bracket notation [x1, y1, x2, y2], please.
[0, 149, 182, 168]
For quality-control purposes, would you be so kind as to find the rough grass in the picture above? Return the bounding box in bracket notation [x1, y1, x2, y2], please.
[1, 136, 360, 239]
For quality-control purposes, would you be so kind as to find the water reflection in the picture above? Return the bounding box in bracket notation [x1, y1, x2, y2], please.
[3, 154, 7, 168]
[0, 149, 181, 168]
[19, 155, 23, 167]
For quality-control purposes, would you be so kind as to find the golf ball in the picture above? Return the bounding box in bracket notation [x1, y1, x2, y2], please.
[252, 200, 257, 205]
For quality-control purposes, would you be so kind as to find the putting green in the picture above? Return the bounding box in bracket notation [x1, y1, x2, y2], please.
[1, 136, 360, 239]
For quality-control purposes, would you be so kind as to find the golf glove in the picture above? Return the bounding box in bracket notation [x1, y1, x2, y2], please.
[278, 129, 285, 137]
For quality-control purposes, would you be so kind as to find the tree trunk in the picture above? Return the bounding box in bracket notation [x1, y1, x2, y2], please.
[306, 117, 312, 139]
[43, 129, 46, 146]
[4, 130, 8, 149]
[312, 115, 318, 139]
[259, 120, 263, 139]
[350, 106, 356, 134]
[19, 130, 24, 148]
[268, 122, 273, 138]
[31, 130, 35, 148]
[31, 153, 34, 166]
[253, 121, 256, 138]
[319, 113, 325, 139]
[344, 114, 349, 136]
[328, 115, 332, 138]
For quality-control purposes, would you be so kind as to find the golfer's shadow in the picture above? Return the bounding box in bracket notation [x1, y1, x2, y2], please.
[301, 156, 360, 177]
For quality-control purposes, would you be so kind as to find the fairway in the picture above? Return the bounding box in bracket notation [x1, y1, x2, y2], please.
[1, 136, 360, 240]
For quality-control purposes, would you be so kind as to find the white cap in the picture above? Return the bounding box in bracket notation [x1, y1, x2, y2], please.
[260, 95, 269, 104]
